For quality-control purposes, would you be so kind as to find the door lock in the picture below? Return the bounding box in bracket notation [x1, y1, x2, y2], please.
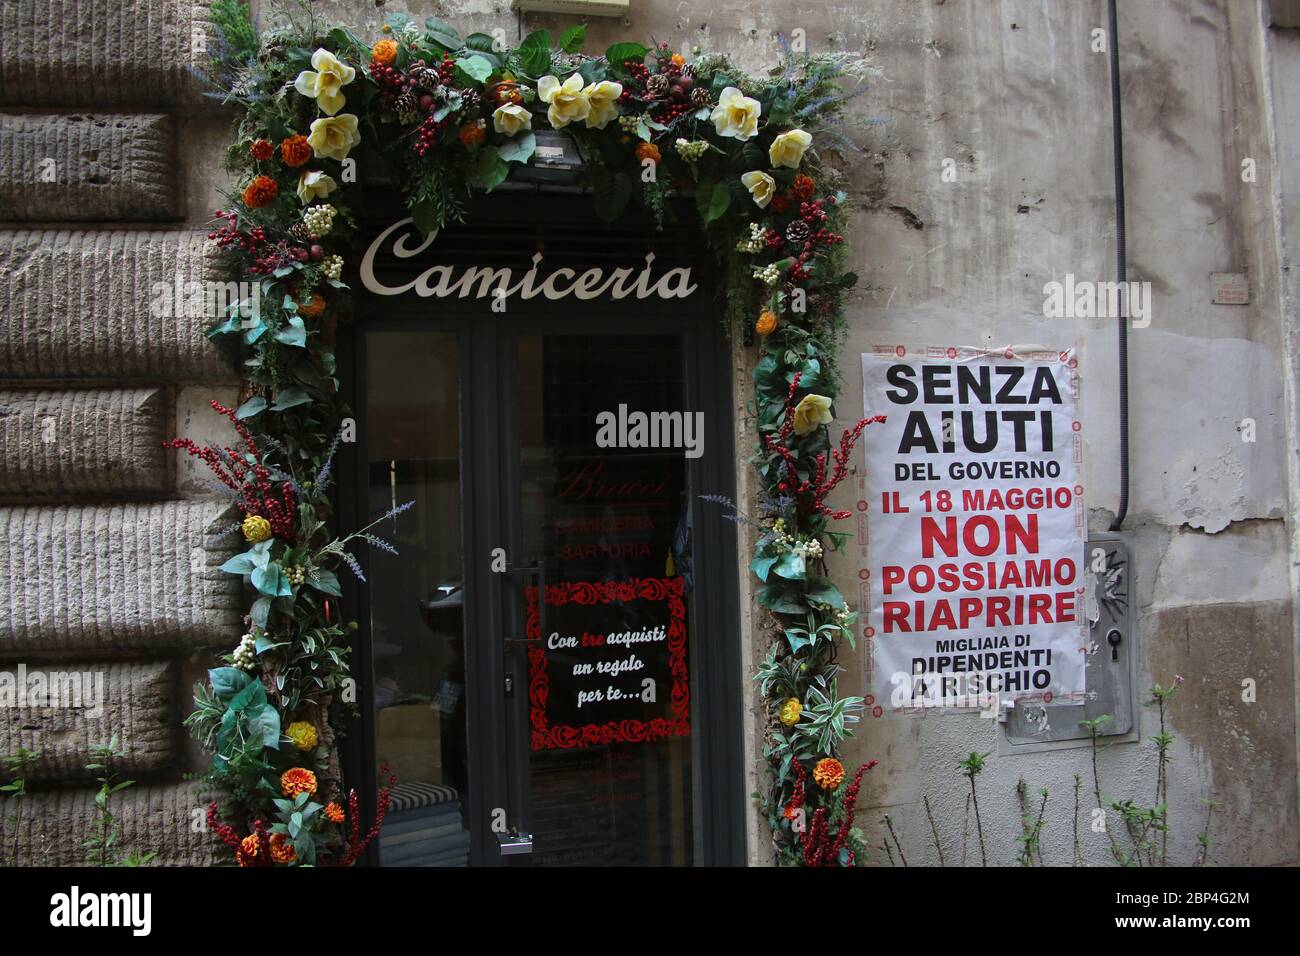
[1107, 627, 1122, 661]
[504, 673, 514, 696]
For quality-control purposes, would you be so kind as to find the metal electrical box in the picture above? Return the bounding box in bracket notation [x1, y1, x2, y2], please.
[1001, 532, 1135, 748]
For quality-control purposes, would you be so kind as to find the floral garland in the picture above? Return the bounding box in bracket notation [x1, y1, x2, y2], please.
[184, 0, 881, 866]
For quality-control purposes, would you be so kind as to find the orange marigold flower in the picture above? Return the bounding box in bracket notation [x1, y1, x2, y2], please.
[783, 803, 800, 821]
[813, 757, 845, 791]
[242, 174, 279, 209]
[325, 802, 345, 824]
[756, 310, 779, 336]
[280, 767, 318, 798]
[297, 293, 326, 317]
[793, 174, 816, 201]
[372, 38, 398, 66]
[671, 53, 686, 66]
[236, 833, 261, 867]
[280, 134, 312, 167]
[269, 832, 297, 864]
[635, 142, 661, 165]
[250, 138, 275, 161]
[459, 122, 486, 148]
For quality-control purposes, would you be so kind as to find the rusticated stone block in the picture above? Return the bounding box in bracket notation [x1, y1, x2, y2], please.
[0, 501, 242, 651]
[0, 113, 179, 220]
[0, 230, 237, 381]
[0, 780, 224, 866]
[0, 660, 176, 783]
[0, 1, 215, 107]
[0, 388, 171, 498]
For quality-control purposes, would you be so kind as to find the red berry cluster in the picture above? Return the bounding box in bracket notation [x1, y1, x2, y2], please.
[787, 198, 845, 282]
[414, 114, 451, 155]
[788, 759, 879, 867]
[762, 372, 885, 520]
[764, 228, 783, 251]
[249, 240, 309, 275]
[164, 400, 298, 541]
[208, 209, 267, 251]
[617, 59, 651, 104]
[370, 60, 404, 94]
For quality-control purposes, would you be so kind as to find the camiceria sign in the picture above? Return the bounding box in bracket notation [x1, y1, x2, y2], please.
[177, 1, 881, 867]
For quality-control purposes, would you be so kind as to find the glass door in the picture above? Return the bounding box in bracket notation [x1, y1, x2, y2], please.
[501, 328, 700, 866]
[356, 303, 743, 866]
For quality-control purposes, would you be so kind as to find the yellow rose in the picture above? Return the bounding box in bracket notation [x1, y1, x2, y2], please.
[492, 103, 532, 136]
[307, 114, 360, 162]
[296, 170, 337, 205]
[793, 394, 833, 435]
[242, 514, 272, 543]
[286, 721, 319, 752]
[741, 170, 776, 208]
[293, 48, 356, 116]
[537, 74, 590, 129]
[779, 698, 802, 726]
[583, 80, 624, 129]
[710, 86, 761, 141]
[769, 128, 813, 169]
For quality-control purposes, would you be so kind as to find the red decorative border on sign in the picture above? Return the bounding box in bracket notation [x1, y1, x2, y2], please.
[524, 576, 689, 751]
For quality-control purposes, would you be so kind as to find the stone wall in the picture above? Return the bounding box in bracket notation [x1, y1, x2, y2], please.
[0, 0, 239, 866]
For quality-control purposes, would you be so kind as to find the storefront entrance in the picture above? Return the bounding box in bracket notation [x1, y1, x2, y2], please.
[341, 197, 745, 866]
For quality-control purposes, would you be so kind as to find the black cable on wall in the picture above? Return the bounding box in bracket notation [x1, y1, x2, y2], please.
[1108, 0, 1131, 531]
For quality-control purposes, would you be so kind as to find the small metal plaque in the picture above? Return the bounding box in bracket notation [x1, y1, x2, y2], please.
[1212, 272, 1249, 305]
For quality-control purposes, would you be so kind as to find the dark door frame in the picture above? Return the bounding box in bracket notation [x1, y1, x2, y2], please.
[339, 192, 747, 865]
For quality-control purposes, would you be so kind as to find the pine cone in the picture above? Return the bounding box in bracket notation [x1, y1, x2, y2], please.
[646, 73, 670, 97]
[690, 86, 711, 109]
[786, 220, 811, 244]
[408, 61, 439, 90]
[457, 89, 481, 114]
[289, 222, 311, 242]
[394, 89, 419, 119]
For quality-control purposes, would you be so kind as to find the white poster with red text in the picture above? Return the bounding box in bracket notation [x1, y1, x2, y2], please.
[861, 346, 1087, 715]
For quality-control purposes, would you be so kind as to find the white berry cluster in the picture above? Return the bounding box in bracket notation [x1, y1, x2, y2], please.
[322, 254, 344, 281]
[302, 204, 336, 237]
[232, 632, 257, 671]
[771, 517, 795, 550]
[618, 116, 641, 133]
[675, 138, 709, 163]
[285, 564, 306, 586]
[791, 537, 823, 560]
[736, 222, 766, 254]
[753, 262, 781, 286]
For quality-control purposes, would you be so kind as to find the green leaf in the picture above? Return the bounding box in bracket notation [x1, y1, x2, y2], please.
[235, 395, 267, 419]
[274, 315, 307, 348]
[805, 576, 847, 609]
[424, 17, 462, 51]
[454, 55, 494, 85]
[559, 24, 586, 53]
[410, 195, 442, 236]
[605, 42, 648, 67]
[773, 552, 807, 580]
[758, 583, 805, 615]
[251, 596, 272, 628]
[593, 171, 633, 221]
[470, 146, 509, 191]
[271, 385, 311, 411]
[220, 552, 258, 575]
[696, 180, 731, 223]
[252, 563, 292, 598]
[209, 667, 251, 701]
[308, 567, 343, 597]
[751, 554, 779, 581]
[496, 131, 536, 164]
[518, 30, 552, 76]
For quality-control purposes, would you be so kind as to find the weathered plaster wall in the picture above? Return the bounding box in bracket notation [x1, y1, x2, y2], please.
[1, 0, 1296, 866]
